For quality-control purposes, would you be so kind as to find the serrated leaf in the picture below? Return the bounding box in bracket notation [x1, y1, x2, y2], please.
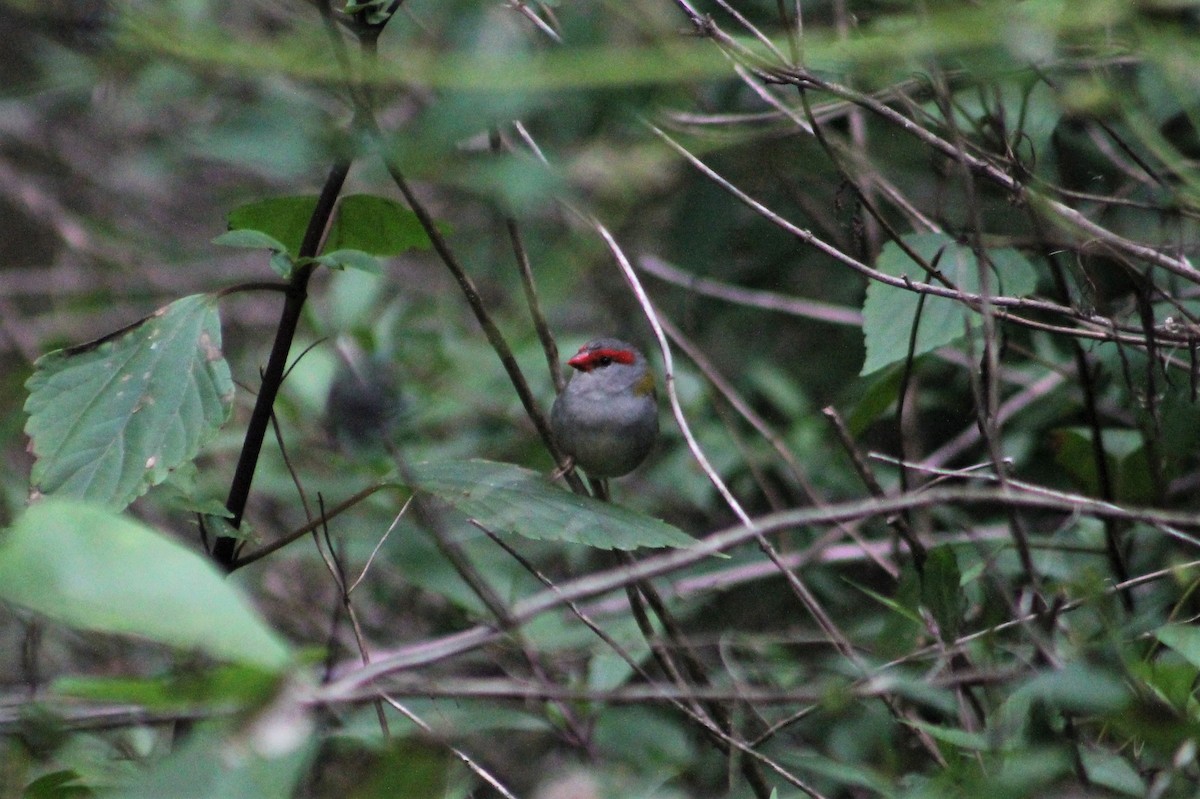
[0, 500, 292, 670]
[223, 194, 432, 259]
[861, 233, 1038, 374]
[24, 294, 234, 511]
[405, 459, 695, 550]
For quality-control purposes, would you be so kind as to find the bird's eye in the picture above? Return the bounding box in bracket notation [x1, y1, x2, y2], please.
[597, 356, 612, 366]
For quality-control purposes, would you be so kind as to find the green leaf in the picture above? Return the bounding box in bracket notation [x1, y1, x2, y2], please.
[24, 294, 235, 511]
[343, 0, 396, 26]
[327, 194, 432, 255]
[844, 364, 902, 435]
[842, 576, 923, 624]
[212, 228, 289, 253]
[109, 720, 315, 799]
[1017, 664, 1130, 714]
[269, 251, 295, 278]
[53, 664, 281, 713]
[861, 233, 1038, 374]
[340, 742, 452, 799]
[921, 545, 964, 642]
[1157, 624, 1200, 670]
[222, 194, 431, 259]
[1052, 427, 1155, 503]
[311, 249, 383, 275]
[224, 196, 317, 256]
[1080, 748, 1145, 797]
[0, 500, 292, 670]
[905, 718, 989, 751]
[405, 459, 695, 550]
[23, 770, 91, 799]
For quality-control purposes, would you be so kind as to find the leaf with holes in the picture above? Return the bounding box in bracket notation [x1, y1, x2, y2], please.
[24, 294, 234, 511]
[406, 459, 695, 550]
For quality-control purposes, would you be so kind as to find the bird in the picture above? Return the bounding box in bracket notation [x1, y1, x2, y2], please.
[325, 339, 404, 452]
[550, 338, 659, 479]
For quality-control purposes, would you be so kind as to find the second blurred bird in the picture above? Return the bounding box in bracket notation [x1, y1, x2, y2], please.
[325, 338, 405, 453]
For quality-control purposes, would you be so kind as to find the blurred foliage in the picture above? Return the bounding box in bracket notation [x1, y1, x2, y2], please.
[6, 0, 1200, 797]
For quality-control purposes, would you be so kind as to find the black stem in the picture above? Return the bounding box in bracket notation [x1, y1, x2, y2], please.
[213, 160, 352, 569]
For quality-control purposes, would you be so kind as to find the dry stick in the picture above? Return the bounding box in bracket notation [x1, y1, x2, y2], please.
[617, 563, 719, 732]
[669, 7, 1200, 305]
[590, 221, 948, 765]
[930, 78, 1043, 603]
[214, 159, 352, 569]
[323, 485, 1200, 694]
[770, 69, 1200, 287]
[3, 663, 1029, 726]
[822, 407, 925, 571]
[663, 316, 898, 577]
[1041, 240, 1134, 610]
[646, 124, 1177, 351]
[591, 226, 788, 796]
[488, 127, 564, 394]
[233, 482, 396, 569]
[17, 559, 1199, 738]
[312, 496, 391, 739]
[824, 406, 988, 730]
[376, 693, 520, 799]
[505, 120, 773, 791]
[639, 254, 863, 327]
[478, 524, 824, 799]
[921, 370, 1066, 469]
[383, 447, 593, 748]
[267, 405, 395, 735]
[895, 281, 932, 543]
[318, 669, 1022, 705]
[363, 118, 586, 497]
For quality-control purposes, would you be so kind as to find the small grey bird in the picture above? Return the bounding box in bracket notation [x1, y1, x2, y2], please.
[550, 338, 658, 478]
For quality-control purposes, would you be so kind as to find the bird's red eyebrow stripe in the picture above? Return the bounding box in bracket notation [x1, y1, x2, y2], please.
[569, 347, 635, 367]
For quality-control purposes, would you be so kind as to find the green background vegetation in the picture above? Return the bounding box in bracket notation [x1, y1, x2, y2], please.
[5, 0, 1200, 796]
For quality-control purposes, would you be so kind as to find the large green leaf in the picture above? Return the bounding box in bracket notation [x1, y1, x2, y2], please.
[405, 459, 695, 550]
[0, 500, 292, 670]
[109, 721, 315, 799]
[218, 194, 431, 259]
[24, 294, 234, 511]
[1157, 624, 1200, 671]
[861, 233, 1038, 374]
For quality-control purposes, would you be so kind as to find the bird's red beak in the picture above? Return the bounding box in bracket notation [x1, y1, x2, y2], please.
[566, 346, 635, 372]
